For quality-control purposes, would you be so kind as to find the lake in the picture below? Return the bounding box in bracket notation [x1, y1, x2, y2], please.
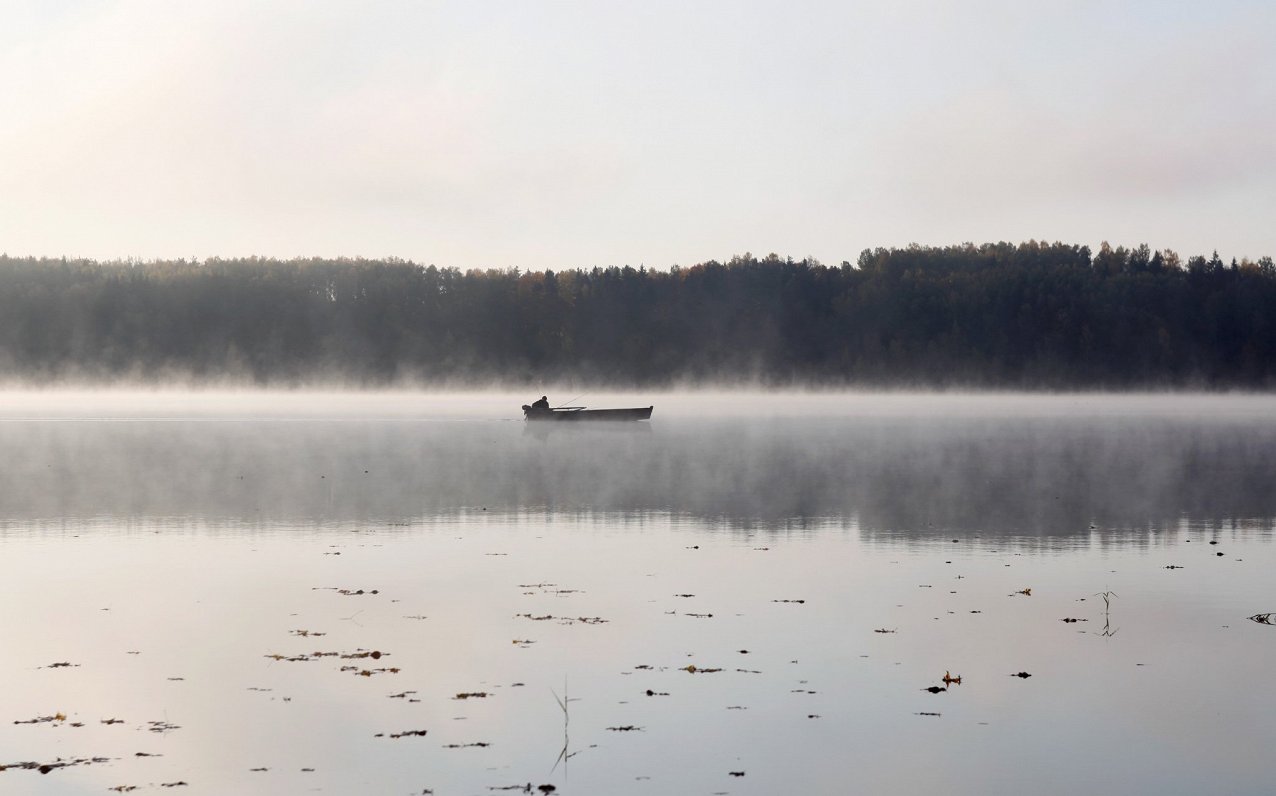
[2, 391, 1274, 795]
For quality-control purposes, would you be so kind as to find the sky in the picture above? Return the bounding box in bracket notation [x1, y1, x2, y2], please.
[1, 0, 1273, 270]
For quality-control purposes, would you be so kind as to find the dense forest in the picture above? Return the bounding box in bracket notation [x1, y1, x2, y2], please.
[0, 241, 1273, 387]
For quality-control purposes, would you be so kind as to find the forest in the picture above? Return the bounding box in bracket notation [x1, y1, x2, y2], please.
[0, 241, 1273, 387]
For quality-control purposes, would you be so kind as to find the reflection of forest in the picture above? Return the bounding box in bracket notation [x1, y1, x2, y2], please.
[3, 415, 1274, 534]
[1, 242, 1273, 387]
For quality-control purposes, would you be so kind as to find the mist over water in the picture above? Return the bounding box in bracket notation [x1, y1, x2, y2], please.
[1, 391, 1274, 535]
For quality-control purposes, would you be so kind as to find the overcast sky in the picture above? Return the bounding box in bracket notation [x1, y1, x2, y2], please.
[1, 1, 1272, 269]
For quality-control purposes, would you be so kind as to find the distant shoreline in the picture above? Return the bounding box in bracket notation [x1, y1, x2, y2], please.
[1, 243, 1273, 389]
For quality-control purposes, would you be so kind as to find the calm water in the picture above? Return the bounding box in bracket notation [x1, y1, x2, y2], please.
[2, 392, 1274, 795]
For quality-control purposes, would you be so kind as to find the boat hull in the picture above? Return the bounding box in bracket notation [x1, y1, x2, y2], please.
[523, 406, 653, 422]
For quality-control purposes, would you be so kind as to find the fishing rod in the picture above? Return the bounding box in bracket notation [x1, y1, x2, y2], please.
[554, 394, 586, 410]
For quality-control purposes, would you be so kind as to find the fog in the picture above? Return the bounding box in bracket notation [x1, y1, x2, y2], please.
[2, 390, 1273, 535]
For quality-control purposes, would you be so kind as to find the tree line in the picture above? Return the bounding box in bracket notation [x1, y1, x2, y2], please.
[0, 241, 1273, 387]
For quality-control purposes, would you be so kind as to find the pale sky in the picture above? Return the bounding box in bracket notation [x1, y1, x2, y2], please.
[1, 1, 1273, 269]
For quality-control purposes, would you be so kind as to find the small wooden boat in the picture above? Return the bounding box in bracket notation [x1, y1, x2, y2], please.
[522, 405, 653, 421]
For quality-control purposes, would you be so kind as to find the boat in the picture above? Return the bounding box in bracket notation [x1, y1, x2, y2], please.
[522, 404, 653, 421]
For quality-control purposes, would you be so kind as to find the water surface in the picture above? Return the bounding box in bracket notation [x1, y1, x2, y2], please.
[2, 392, 1274, 795]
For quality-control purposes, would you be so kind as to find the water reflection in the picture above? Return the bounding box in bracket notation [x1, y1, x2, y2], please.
[1, 412, 1275, 534]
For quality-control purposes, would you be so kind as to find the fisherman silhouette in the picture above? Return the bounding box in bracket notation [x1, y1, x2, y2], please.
[531, 396, 550, 410]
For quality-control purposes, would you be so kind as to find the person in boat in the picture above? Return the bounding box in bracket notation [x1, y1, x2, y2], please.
[531, 396, 550, 410]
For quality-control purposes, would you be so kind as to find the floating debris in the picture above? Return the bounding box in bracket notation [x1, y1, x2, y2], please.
[266, 649, 384, 663]
[42, 662, 79, 669]
[606, 725, 643, 732]
[309, 587, 381, 596]
[0, 756, 111, 774]
[1012, 588, 1032, 596]
[923, 686, 947, 694]
[1165, 565, 1184, 569]
[376, 729, 428, 739]
[13, 713, 67, 725]
[512, 639, 535, 646]
[682, 665, 722, 674]
[773, 599, 806, 604]
[290, 629, 327, 637]
[388, 691, 418, 699]
[161, 783, 189, 788]
[514, 614, 607, 625]
[915, 712, 942, 717]
[729, 771, 745, 777]
[1012, 672, 1033, 678]
[442, 742, 491, 749]
[1061, 618, 1088, 623]
[644, 689, 669, 696]
[339, 666, 399, 676]
[874, 628, 897, 634]
[148, 721, 181, 733]
[101, 718, 125, 725]
[454, 692, 489, 700]
[685, 612, 713, 618]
